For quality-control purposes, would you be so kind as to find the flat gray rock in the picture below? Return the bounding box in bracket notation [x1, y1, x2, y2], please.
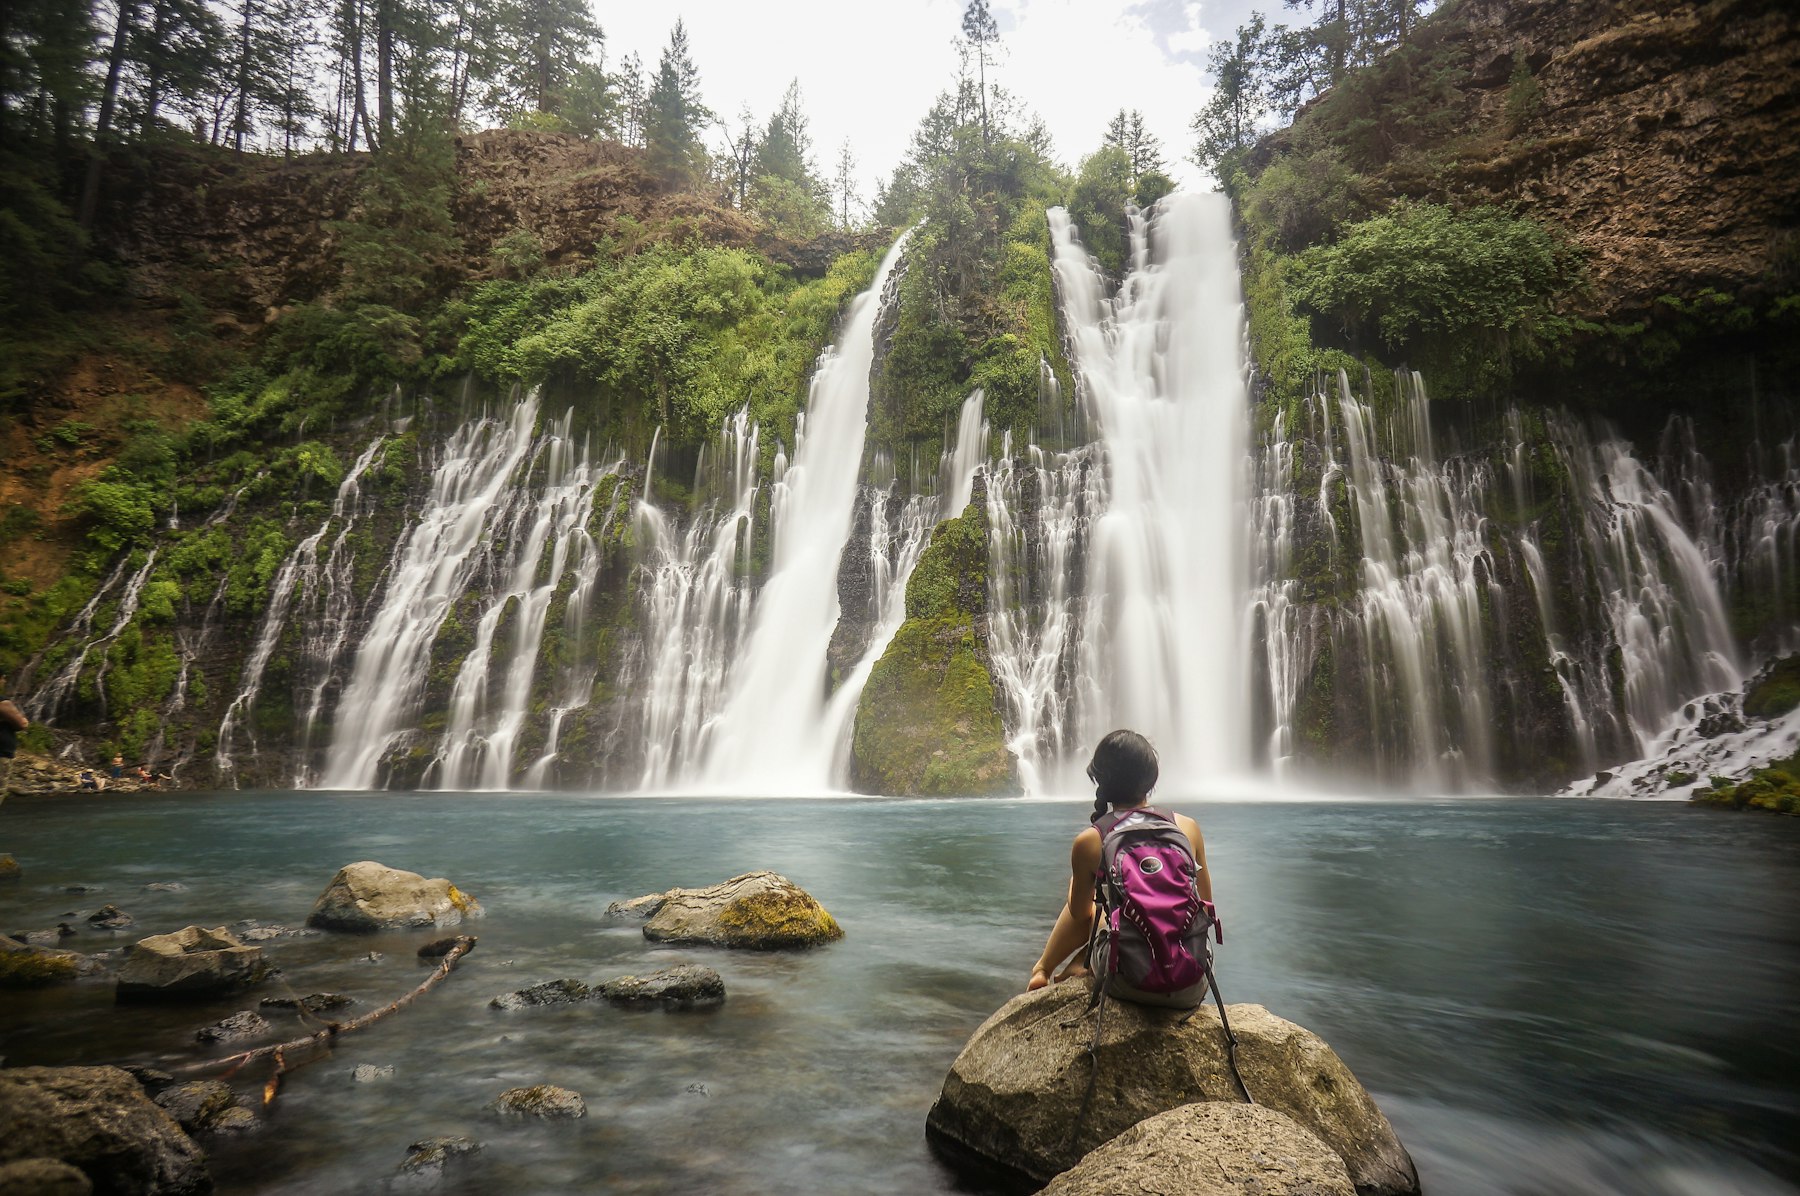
[116, 926, 268, 1002]
[195, 1010, 272, 1044]
[489, 978, 590, 1010]
[595, 964, 725, 1007]
[484, 1085, 585, 1120]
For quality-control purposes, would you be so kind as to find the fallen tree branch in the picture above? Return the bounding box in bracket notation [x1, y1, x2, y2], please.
[183, 934, 477, 1106]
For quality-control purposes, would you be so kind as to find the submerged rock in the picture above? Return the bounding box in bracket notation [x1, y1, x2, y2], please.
[14, 925, 76, 947]
[0, 1158, 93, 1196]
[0, 934, 83, 988]
[207, 1107, 259, 1135]
[0, 855, 19, 882]
[232, 921, 319, 942]
[152, 1081, 238, 1134]
[195, 1011, 272, 1044]
[484, 1085, 585, 1120]
[0, 1065, 209, 1194]
[116, 926, 268, 1002]
[143, 882, 186, 893]
[925, 983, 1418, 1196]
[603, 892, 668, 920]
[595, 964, 725, 1007]
[86, 905, 134, 930]
[396, 1135, 483, 1190]
[260, 992, 353, 1014]
[307, 861, 482, 932]
[1039, 1102, 1356, 1196]
[628, 871, 843, 950]
[352, 1064, 395, 1083]
[489, 978, 590, 1010]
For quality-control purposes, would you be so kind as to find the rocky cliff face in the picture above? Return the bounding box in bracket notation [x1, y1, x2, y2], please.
[1272, 0, 1799, 322]
[113, 130, 882, 318]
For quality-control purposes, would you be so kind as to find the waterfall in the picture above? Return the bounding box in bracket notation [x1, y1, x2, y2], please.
[632, 412, 764, 789]
[31, 551, 158, 722]
[432, 414, 612, 791]
[692, 232, 912, 792]
[1245, 370, 1747, 790]
[317, 391, 598, 789]
[987, 433, 1093, 794]
[216, 436, 386, 783]
[1043, 193, 1252, 791]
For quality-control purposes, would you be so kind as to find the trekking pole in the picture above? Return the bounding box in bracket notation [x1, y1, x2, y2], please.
[1204, 961, 1255, 1105]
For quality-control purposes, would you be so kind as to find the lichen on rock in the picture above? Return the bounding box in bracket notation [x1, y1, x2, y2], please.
[625, 871, 843, 950]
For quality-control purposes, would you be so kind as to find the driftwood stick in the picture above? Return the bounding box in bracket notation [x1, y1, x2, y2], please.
[184, 935, 477, 1089]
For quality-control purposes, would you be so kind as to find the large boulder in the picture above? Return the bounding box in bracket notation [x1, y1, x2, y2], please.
[1039, 1102, 1356, 1195]
[115, 927, 268, 1003]
[628, 872, 842, 949]
[925, 983, 1418, 1196]
[0, 1065, 210, 1194]
[0, 1158, 94, 1195]
[305, 861, 482, 932]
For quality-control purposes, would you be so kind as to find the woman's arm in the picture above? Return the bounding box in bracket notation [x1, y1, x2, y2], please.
[1028, 827, 1102, 990]
[1177, 813, 1212, 904]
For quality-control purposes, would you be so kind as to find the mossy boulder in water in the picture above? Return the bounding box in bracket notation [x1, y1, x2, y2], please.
[0, 934, 83, 988]
[926, 982, 1418, 1195]
[1743, 655, 1800, 719]
[306, 861, 482, 932]
[851, 486, 1019, 796]
[622, 871, 843, 949]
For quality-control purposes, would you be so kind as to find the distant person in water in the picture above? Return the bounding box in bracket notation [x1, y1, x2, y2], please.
[1027, 729, 1211, 991]
[0, 691, 27, 801]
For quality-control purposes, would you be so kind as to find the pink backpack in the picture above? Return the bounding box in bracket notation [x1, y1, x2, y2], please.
[1086, 806, 1220, 1007]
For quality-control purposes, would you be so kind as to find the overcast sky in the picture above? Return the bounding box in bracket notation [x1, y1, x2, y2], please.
[599, 0, 1269, 204]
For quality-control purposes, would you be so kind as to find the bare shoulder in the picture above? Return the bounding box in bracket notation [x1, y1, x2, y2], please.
[1172, 811, 1206, 848]
[1071, 824, 1102, 868]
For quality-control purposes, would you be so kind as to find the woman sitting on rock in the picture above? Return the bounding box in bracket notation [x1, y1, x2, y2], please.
[1027, 729, 1211, 992]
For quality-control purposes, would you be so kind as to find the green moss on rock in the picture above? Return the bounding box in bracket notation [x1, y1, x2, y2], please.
[1743, 656, 1800, 719]
[851, 495, 1019, 796]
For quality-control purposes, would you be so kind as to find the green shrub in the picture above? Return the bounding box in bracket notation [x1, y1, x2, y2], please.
[1289, 201, 1584, 392]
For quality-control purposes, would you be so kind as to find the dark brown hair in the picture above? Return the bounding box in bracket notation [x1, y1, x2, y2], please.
[1087, 729, 1159, 822]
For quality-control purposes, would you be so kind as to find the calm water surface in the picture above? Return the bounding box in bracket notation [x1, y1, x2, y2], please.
[1, 793, 1797, 1195]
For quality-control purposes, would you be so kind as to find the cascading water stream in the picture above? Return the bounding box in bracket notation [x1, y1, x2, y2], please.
[1042, 193, 1252, 792]
[318, 391, 584, 789]
[215, 436, 386, 782]
[31, 551, 158, 723]
[692, 232, 912, 792]
[432, 413, 614, 790]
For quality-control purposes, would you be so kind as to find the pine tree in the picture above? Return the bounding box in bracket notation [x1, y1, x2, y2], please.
[754, 79, 811, 186]
[643, 19, 708, 183]
[833, 138, 858, 229]
[724, 102, 756, 207]
[1190, 15, 1269, 177]
[959, 0, 999, 145]
[487, 0, 602, 119]
[615, 50, 644, 146]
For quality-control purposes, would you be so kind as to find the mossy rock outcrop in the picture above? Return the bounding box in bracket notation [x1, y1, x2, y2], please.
[617, 871, 843, 950]
[851, 485, 1019, 796]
